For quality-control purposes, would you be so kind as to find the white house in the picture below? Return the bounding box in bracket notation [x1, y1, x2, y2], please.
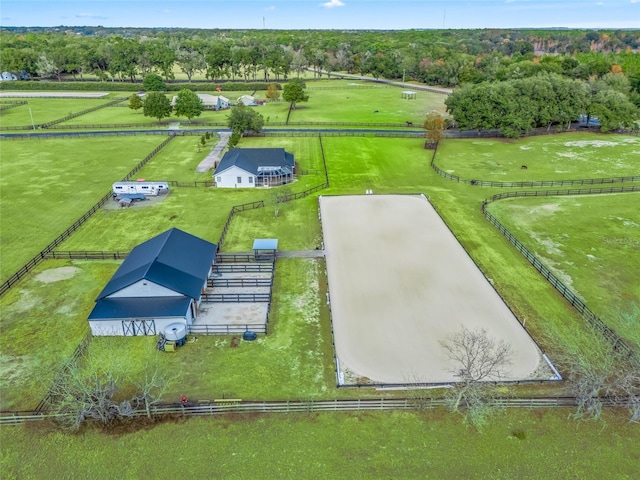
[171, 93, 229, 110]
[213, 148, 295, 188]
[237, 95, 257, 106]
[112, 181, 169, 197]
[88, 228, 217, 336]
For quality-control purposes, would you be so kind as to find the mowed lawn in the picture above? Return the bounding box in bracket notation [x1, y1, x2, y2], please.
[0, 256, 336, 409]
[435, 133, 640, 181]
[58, 91, 263, 127]
[58, 135, 326, 252]
[1, 409, 638, 479]
[0, 135, 168, 279]
[487, 193, 640, 351]
[0, 97, 116, 128]
[0, 259, 118, 410]
[291, 82, 447, 124]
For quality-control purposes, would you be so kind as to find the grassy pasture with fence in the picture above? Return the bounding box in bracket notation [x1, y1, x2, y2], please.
[1, 82, 639, 473]
[290, 80, 447, 125]
[0, 97, 116, 129]
[2, 410, 639, 478]
[0, 135, 169, 279]
[487, 194, 640, 352]
[435, 133, 640, 182]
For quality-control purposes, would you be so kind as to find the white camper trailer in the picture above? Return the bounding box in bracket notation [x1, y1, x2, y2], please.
[112, 181, 169, 197]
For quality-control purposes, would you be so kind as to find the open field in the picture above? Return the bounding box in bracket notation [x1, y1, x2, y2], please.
[321, 194, 544, 384]
[1, 79, 639, 474]
[0, 136, 169, 279]
[291, 82, 447, 124]
[435, 133, 640, 181]
[0, 257, 335, 410]
[56, 135, 325, 252]
[0, 97, 116, 128]
[487, 193, 640, 351]
[1, 409, 639, 479]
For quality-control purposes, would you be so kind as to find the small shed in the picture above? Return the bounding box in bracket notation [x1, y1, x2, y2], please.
[401, 90, 417, 100]
[253, 238, 278, 260]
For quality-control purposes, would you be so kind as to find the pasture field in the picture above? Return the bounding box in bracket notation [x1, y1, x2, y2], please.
[435, 133, 640, 182]
[0, 257, 335, 410]
[56, 135, 325, 252]
[0, 97, 117, 128]
[290, 82, 447, 124]
[1, 409, 639, 479]
[487, 193, 640, 352]
[0, 135, 169, 279]
[1, 79, 639, 473]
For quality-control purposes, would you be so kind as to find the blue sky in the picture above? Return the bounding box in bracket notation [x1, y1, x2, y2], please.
[1, 0, 638, 29]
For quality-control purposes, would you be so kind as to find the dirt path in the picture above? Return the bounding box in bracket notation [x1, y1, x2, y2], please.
[196, 132, 231, 173]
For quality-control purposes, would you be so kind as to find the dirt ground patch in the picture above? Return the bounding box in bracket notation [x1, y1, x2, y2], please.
[34, 266, 80, 283]
[320, 194, 547, 385]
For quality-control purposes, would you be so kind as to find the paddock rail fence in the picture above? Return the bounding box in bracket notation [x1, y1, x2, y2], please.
[482, 186, 640, 368]
[0, 135, 176, 297]
[0, 100, 28, 111]
[429, 143, 640, 188]
[2, 396, 629, 426]
[188, 324, 267, 336]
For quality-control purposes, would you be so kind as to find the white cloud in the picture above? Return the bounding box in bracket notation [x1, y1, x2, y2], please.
[161, 9, 170, 14]
[265, 6, 276, 11]
[321, 0, 345, 8]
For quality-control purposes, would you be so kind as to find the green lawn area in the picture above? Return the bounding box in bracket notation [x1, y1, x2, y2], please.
[0, 136, 169, 279]
[58, 91, 263, 127]
[1, 409, 638, 479]
[435, 133, 640, 182]
[487, 193, 640, 351]
[0, 98, 115, 128]
[0, 259, 117, 410]
[290, 81, 447, 124]
[58, 135, 326, 252]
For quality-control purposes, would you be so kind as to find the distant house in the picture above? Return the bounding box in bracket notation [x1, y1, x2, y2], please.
[213, 148, 295, 188]
[237, 95, 257, 106]
[88, 228, 217, 336]
[171, 93, 229, 110]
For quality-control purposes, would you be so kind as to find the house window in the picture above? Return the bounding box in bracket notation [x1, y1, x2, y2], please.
[216, 176, 222, 182]
[237, 177, 242, 184]
[141, 186, 148, 189]
[249, 177, 253, 184]
[115, 186, 123, 190]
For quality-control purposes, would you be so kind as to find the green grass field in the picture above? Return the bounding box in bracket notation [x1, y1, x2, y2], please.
[487, 193, 640, 351]
[0, 98, 115, 128]
[291, 82, 447, 124]
[0, 136, 169, 279]
[435, 133, 640, 181]
[1, 409, 638, 479]
[1, 89, 639, 474]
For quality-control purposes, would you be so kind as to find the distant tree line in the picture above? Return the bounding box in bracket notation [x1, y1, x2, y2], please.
[1, 28, 639, 92]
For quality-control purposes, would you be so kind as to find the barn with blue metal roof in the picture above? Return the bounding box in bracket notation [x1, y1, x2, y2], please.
[88, 228, 217, 336]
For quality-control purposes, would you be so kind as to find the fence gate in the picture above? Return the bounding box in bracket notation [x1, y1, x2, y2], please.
[122, 319, 156, 336]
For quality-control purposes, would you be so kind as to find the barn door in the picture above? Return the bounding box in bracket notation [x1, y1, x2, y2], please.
[142, 319, 156, 335]
[122, 320, 156, 336]
[122, 321, 135, 336]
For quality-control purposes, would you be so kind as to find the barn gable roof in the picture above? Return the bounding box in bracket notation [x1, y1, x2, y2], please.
[97, 228, 217, 300]
[88, 296, 192, 320]
[214, 148, 294, 176]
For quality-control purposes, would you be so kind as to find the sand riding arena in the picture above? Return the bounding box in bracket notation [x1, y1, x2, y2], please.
[319, 194, 553, 386]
